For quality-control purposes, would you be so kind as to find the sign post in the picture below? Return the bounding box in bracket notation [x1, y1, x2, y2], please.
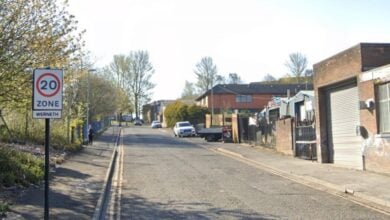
[32, 68, 63, 220]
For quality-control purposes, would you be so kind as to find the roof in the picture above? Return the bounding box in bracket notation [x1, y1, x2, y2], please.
[289, 90, 315, 103]
[195, 83, 313, 101]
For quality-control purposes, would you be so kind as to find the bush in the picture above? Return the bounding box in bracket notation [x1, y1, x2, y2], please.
[0, 202, 10, 216]
[164, 101, 187, 127]
[0, 146, 44, 187]
[164, 102, 208, 127]
[187, 105, 209, 125]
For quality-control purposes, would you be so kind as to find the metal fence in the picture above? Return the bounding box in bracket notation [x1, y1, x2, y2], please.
[295, 125, 316, 160]
[238, 115, 276, 148]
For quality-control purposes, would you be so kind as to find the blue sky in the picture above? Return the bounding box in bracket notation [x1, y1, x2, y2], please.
[68, 0, 390, 100]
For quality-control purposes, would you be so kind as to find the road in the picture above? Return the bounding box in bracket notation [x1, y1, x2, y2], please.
[116, 126, 388, 219]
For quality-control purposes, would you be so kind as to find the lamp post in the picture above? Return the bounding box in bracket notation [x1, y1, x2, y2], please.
[211, 85, 214, 127]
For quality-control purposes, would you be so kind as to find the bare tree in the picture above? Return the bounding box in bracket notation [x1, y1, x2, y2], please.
[262, 73, 277, 82]
[108, 54, 130, 88]
[194, 57, 219, 93]
[227, 73, 243, 84]
[285, 52, 308, 83]
[126, 51, 155, 118]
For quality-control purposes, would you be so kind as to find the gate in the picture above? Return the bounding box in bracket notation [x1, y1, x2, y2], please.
[295, 124, 317, 160]
[238, 114, 276, 148]
[238, 116, 249, 143]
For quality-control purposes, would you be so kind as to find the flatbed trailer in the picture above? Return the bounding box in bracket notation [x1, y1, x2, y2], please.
[197, 127, 223, 141]
[197, 126, 232, 142]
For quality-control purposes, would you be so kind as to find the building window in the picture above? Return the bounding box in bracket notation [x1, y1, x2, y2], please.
[378, 82, 390, 133]
[236, 95, 252, 103]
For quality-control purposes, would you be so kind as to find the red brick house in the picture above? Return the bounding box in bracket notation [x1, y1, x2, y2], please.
[195, 83, 312, 113]
[314, 43, 390, 174]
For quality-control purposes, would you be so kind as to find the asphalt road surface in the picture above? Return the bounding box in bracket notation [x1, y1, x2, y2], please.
[119, 126, 388, 220]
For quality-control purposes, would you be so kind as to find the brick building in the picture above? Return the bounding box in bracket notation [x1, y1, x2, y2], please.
[195, 83, 311, 114]
[314, 43, 390, 174]
[142, 100, 175, 126]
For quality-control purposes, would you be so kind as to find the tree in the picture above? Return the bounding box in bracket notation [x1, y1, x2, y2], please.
[125, 51, 155, 118]
[227, 73, 243, 84]
[105, 51, 155, 119]
[0, 0, 83, 108]
[164, 102, 208, 127]
[262, 74, 277, 82]
[73, 72, 118, 121]
[194, 57, 219, 94]
[181, 81, 198, 98]
[116, 88, 134, 115]
[107, 54, 130, 88]
[187, 105, 209, 125]
[285, 52, 308, 83]
[164, 101, 187, 127]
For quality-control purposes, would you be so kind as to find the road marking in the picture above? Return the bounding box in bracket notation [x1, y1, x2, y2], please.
[108, 130, 124, 220]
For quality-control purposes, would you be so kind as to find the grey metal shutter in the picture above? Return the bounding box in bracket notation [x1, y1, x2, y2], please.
[327, 85, 362, 170]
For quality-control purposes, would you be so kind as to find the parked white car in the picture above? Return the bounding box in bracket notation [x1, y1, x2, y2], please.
[151, 120, 162, 128]
[173, 121, 196, 137]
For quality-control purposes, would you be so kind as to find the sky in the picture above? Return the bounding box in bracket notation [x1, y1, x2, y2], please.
[68, 0, 390, 101]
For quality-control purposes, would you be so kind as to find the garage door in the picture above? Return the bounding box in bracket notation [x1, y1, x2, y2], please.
[327, 84, 362, 170]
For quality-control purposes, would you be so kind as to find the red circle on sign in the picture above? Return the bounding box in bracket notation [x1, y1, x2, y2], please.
[36, 73, 61, 97]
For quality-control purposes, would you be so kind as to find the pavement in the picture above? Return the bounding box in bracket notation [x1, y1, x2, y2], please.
[206, 141, 390, 214]
[4, 126, 119, 220]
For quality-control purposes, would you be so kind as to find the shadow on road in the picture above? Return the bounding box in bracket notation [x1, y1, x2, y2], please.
[120, 193, 280, 220]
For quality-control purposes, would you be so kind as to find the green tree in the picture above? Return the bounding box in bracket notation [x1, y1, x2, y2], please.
[74, 72, 121, 121]
[187, 105, 209, 125]
[0, 0, 83, 108]
[164, 101, 187, 127]
[181, 81, 198, 99]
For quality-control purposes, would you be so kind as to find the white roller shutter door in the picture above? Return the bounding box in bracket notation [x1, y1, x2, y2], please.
[328, 85, 363, 170]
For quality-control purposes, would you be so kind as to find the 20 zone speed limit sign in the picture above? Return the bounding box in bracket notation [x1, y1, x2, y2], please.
[33, 69, 63, 119]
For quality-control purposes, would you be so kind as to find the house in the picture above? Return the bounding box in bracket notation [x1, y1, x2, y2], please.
[142, 100, 175, 126]
[314, 43, 390, 174]
[195, 83, 313, 114]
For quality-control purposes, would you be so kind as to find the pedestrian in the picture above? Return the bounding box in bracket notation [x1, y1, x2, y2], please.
[88, 127, 94, 145]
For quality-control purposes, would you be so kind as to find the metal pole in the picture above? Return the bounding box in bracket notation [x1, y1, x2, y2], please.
[211, 86, 214, 126]
[86, 70, 89, 144]
[44, 118, 50, 220]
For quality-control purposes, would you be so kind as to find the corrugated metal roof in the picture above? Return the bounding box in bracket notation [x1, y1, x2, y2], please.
[195, 83, 313, 101]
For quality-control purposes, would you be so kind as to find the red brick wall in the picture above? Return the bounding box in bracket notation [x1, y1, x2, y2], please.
[275, 118, 294, 155]
[314, 44, 361, 88]
[208, 93, 274, 111]
[314, 43, 390, 89]
[358, 80, 377, 134]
